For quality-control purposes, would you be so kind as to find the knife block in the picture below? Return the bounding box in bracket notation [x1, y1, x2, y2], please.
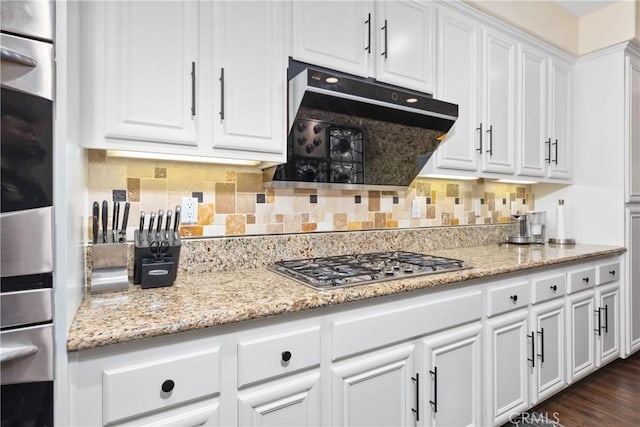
[91, 237, 129, 294]
[133, 230, 181, 287]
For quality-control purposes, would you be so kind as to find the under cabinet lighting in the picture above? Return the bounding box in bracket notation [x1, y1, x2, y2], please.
[417, 173, 478, 181]
[406, 98, 418, 103]
[106, 150, 261, 166]
[493, 179, 539, 185]
[325, 77, 339, 84]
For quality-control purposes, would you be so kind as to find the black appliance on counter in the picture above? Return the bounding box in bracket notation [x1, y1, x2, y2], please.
[1, 1, 55, 425]
[269, 251, 470, 291]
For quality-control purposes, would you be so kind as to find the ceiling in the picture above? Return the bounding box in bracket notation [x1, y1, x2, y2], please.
[553, 0, 619, 17]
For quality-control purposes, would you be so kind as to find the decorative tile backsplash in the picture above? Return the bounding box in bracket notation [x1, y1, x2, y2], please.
[86, 150, 534, 240]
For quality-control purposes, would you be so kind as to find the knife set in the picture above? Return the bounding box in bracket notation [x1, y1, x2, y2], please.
[90, 200, 130, 294]
[133, 206, 182, 289]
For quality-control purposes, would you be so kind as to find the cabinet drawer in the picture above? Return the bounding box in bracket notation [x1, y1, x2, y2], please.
[531, 273, 566, 304]
[597, 261, 620, 285]
[486, 280, 530, 317]
[567, 267, 596, 294]
[103, 349, 220, 424]
[237, 326, 320, 387]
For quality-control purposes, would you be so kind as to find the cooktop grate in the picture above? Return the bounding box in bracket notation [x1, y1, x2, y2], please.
[269, 251, 471, 291]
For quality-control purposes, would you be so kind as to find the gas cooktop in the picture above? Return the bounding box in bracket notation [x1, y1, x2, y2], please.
[269, 251, 471, 291]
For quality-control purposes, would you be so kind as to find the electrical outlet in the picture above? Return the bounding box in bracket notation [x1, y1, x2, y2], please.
[411, 199, 421, 218]
[181, 197, 198, 224]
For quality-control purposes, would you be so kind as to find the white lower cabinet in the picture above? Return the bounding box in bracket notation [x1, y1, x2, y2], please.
[485, 309, 530, 426]
[69, 256, 625, 427]
[529, 299, 565, 403]
[237, 372, 321, 427]
[421, 324, 482, 427]
[331, 343, 416, 427]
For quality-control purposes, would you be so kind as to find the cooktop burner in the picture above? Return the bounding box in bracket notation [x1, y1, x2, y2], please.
[269, 251, 471, 291]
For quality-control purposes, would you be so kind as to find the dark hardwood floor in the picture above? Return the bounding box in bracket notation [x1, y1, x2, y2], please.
[531, 351, 640, 426]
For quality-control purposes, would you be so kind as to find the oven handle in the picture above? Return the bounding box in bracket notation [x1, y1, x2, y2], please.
[0, 344, 39, 363]
[0, 47, 38, 68]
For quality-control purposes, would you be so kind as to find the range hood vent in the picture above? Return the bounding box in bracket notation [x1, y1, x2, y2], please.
[266, 60, 459, 190]
[287, 60, 458, 134]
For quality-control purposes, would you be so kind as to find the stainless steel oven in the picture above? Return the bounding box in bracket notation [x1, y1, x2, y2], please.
[1, 2, 54, 426]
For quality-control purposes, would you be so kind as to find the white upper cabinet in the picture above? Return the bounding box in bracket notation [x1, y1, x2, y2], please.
[433, 6, 482, 172]
[481, 28, 517, 174]
[374, 0, 435, 92]
[212, 0, 286, 157]
[518, 44, 548, 178]
[292, 0, 435, 93]
[292, 1, 370, 78]
[79, 0, 286, 164]
[548, 57, 573, 179]
[100, 1, 200, 146]
[626, 53, 640, 203]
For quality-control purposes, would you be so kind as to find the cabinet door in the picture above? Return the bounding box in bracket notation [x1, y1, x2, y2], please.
[331, 344, 415, 427]
[484, 310, 529, 426]
[375, 0, 434, 93]
[628, 207, 640, 354]
[103, 1, 199, 146]
[566, 291, 595, 384]
[212, 1, 286, 159]
[482, 28, 517, 174]
[238, 373, 321, 427]
[518, 44, 548, 178]
[595, 284, 620, 366]
[292, 1, 371, 77]
[530, 300, 565, 404]
[548, 58, 572, 179]
[434, 7, 482, 172]
[626, 54, 640, 203]
[421, 324, 482, 427]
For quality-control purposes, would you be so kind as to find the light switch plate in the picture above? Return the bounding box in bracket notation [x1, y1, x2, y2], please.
[181, 197, 198, 224]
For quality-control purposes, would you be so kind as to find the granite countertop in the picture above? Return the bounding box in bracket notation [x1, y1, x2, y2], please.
[68, 243, 625, 352]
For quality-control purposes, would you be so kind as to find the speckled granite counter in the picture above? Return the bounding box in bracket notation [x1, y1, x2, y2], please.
[68, 243, 625, 351]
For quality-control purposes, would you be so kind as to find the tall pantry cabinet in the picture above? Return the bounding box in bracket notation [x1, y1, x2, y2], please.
[537, 42, 640, 357]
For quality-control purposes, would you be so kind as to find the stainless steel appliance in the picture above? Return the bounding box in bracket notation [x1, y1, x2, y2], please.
[507, 211, 547, 245]
[1, 1, 55, 425]
[269, 251, 470, 291]
[266, 59, 459, 190]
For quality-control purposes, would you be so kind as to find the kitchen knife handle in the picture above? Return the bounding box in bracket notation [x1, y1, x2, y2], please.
[165, 210, 172, 238]
[148, 211, 156, 235]
[92, 202, 99, 244]
[92, 215, 98, 244]
[191, 61, 196, 117]
[120, 202, 130, 242]
[113, 201, 120, 234]
[174, 206, 181, 233]
[219, 68, 225, 120]
[365, 13, 371, 53]
[138, 211, 145, 243]
[101, 200, 108, 243]
[381, 19, 388, 58]
[157, 210, 164, 234]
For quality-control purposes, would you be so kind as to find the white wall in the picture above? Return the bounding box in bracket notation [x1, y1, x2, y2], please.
[536, 46, 627, 245]
[579, 0, 637, 55]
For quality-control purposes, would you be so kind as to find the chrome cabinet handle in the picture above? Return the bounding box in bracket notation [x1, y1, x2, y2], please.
[411, 373, 419, 421]
[381, 19, 388, 58]
[486, 125, 493, 156]
[537, 328, 545, 363]
[219, 67, 225, 120]
[545, 138, 552, 163]
[476, 123, 483, 153]
[0, 47, 38, 67]
[429, 367, 438, 413]
[191, 61, 196, 117]
[365, 13, 371, 53]
[528, 331, 535, 367]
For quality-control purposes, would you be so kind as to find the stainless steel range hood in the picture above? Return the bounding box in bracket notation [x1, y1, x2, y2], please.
[265, 60, 459, 190]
